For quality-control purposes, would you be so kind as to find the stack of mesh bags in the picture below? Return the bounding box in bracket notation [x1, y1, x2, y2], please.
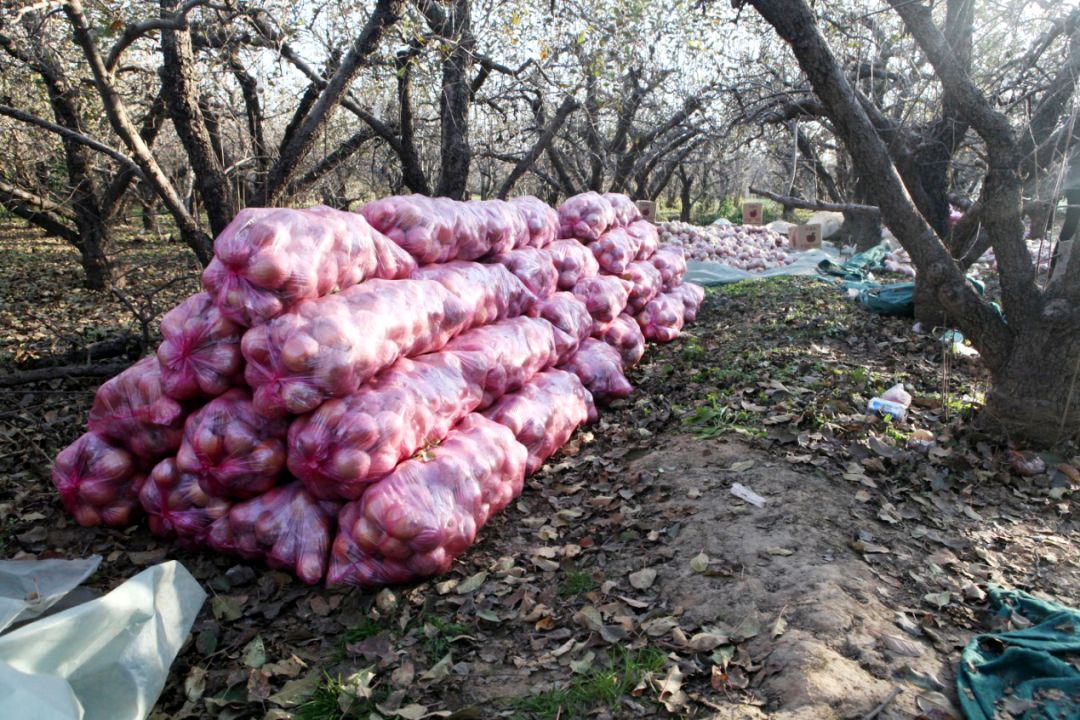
[52, 193, 701, 587]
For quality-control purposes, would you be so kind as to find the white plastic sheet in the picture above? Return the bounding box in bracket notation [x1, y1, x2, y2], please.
[0, 560, 206, 720]
[0, 556, 101, 633]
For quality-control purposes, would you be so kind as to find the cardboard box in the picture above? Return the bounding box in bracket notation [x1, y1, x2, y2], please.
[742, 201, 764, 225]
[635, 200, 656, 223]
[788, 223, 823, 251]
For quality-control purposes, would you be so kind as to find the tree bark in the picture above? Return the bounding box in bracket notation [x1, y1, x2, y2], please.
[251, 0, 401, 207]
[159, 0, 236, 235]
[64, 0, 213, 264]
[395, 39, 433, 195]
[0, 362, 130, 388]
[429, 0, 474, 199]
[678, 165, 693, 222]
[983, 326, 1080, 446]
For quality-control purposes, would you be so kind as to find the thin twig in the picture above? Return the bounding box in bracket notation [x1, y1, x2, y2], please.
[861, 686, 902, 720]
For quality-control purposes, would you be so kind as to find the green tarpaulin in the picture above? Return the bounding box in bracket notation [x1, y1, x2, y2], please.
[958, 587, 1080, 720]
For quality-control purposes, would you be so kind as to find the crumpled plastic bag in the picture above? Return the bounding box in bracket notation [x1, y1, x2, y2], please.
[491, 248, 558, 299]
[175, 388, 288, 499]
[636, 290, 686, 342]
[156, 292, 243, 400]
[528, 292, 593, 362]
[360, 195, 530, 264]
[560, 338, 633, 404]
[202, 205, 415, 327]
[508, 196, 559, 247]
[558, 192, 615, 242]
[207, 481, 340, 585]
[242, 278, 470, 417]
[602, 193, 642, 227]
[87, 357, 186, 462]
[52, 432, 144, 528]
[572, 275, 630, 324]
[287, 352, 484, 501]
[547, 239, 600, 290]
[0, 560, 205, 720]
[592, 313, 646, 368]
[650, 245, 688, 290]
[139, 458, 231, 548]
[482, 369, 593, 474]
[590, 227, 642, 275]
[327, 414, 527, 587]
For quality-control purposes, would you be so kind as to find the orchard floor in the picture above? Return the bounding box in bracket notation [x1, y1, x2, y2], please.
[1, 227, 1077, 720]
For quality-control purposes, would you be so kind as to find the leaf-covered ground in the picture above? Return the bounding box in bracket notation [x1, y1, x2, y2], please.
[1, 225, 1077, 720]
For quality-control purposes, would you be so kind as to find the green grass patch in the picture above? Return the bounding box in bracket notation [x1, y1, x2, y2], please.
[509, 646, 667, 719]
[295, 673, 385, 720]
[342, 616, 394, 646]
[682, 397, 764, 439]
[558, 570, 598, 597]
[421, 615, 469, 661]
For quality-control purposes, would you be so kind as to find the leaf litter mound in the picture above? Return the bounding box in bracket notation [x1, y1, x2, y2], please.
[0, 231, 1077, 719]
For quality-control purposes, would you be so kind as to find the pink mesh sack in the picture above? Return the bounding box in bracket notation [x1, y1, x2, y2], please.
[592, 314, 646, 368]
[602, 193, 642, 227]
[139, 457, 230, 547]
[590, 227, 642, 275]
[527, 292, 593, 362]
[623, 261, 663, 313]
[242, 278, 470, 417]
[558, 192, 615, 242]
[560, 338, 633, 402]
[287, 352, 485, 501]
[157, 292, 244, 400]
[547, 239, 600, 290]
[326, 414, 527, 587]
[175, 388, 288, 499]
[52, 431, 144, 527]
[482, 369, 593, 474]
[87, 356, 186, 461]
[627, 220, 659, 260]
[360, 195, 529, 264]
[201, 205, 415, 327]
[572, 275, 630, 324]
[650, 245, 688, 290]
[636, 291, 686, 341]
[508, 196, 559, 247]
[207, 481, 340, 585]
[442, 316, 563, 407]
[669, 282, 705, 322]
[490, 248, 558, 299]
[411, 261, 536, 324]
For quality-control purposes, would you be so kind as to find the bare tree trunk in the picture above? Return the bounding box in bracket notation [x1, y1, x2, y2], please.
[395, 41, 433, 195]
[251, 0, 401, 207]
[497, 96, 579, 199]
[678, 165, 693, 222]
[431, 0, 474, 199]
[64, 0, 213, 264]
[159, 0, 236, 236]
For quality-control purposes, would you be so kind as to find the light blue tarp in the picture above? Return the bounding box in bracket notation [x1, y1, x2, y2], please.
[685, 246, 840, 286]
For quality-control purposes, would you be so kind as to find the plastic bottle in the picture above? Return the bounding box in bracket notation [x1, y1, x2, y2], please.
[867, 383, 911, 421]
